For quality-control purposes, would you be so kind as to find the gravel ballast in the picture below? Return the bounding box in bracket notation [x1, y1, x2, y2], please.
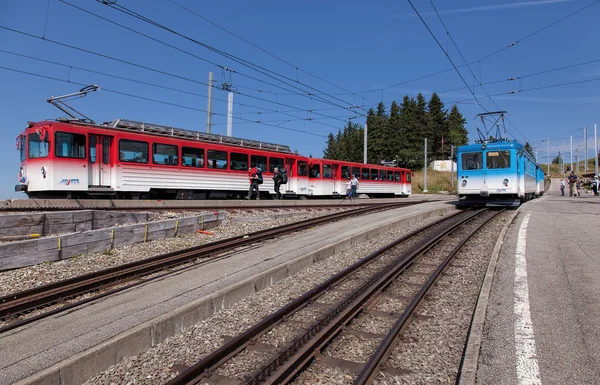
[83, 209, 459, 385]
[0, 208, 347, 297]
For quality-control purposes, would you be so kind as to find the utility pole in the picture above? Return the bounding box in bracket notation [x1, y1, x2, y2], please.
[547, 139, 550, 177]
[226, 91, 233, 137]
[363, 124, 368, 164]
[584, 126, 588, 173]
[570, 135, 573, 172]
[561, 142, 564, 173]
[451, 145, 454, 187]
[576, 146, 580, 173]
[206, 72, 214, 133]
[423, 138, 428, 193]
[595, 124, 598, 177]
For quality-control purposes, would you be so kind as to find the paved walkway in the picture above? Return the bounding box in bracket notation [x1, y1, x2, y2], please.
[477, 179, 600, 384]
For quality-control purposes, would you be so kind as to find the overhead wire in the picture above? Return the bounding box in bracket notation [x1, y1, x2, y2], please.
[165, 0, 379, 106]
[80, 0, 366, 115]
[354, 0, 600, 95]
[0, 27, 355, 128]
[0, 64, 328, 138]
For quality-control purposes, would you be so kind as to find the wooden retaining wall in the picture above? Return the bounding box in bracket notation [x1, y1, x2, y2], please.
[0, 211, 226, 270]
[0, 211, 152, 237]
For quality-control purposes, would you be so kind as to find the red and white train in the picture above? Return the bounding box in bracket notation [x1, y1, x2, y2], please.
[15, 118, 412, 199]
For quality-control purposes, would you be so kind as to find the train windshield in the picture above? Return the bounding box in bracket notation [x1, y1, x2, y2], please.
[28, 133, 49, 159]
[461, 152, 482, 170]
[486, 150, 511, 169]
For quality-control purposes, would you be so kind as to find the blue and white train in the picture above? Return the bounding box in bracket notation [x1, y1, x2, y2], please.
[456, 139, 545, 207]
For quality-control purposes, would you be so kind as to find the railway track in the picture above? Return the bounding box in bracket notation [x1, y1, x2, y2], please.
[0, 201, 418, 333]
[0, 199, 422, 213]
[166, 208, 502, 385]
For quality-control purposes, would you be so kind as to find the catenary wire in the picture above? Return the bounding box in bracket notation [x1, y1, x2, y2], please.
[0, 65, 328, 138]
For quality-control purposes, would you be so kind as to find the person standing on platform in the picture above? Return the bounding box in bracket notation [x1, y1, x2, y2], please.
[593, 176, 599, 196]
[273, 167, 283, 200]
[346, 177, 352, 199]
[560, 179, 566, 196]
[246, 167, 260, 200]
[350, 174, 359, 200]
[567, 171, 577, 197]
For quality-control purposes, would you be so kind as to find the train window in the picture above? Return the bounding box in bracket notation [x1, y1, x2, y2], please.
[269, 157, 284, 173]
[486, 150, 511, 169]
[119, 139, 149, 163]
[55, 132, 86, 159]
[380, 170, 386, 181]
[406, 173, 412, 182]
[297, 161, 308, 176]
[387, 171, 394, 181]
[153, 143, 178, 166]
[19, 136, 26, 161]
[361, 168, 369, 180]
[251, 155, 267, 170]
[89, 136, 97, 164]
[309, 164, 320, 178]
[182, 147, 204, 168]
[28, 133, 48, 159]
[102, 137, 110, 165]
[207, 150, 228, 169]
[394, 172, 400, 182]
[322, 164, 332, 179]
[370, 169, 379, 180]
[341, 166, 351, 179]
[461, 152, 483, 170]
[230, 152, 249, 170]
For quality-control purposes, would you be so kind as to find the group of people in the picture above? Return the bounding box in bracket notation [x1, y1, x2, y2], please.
[246, 166, 286, 200]
[345, 175, 359, 199]
[559, 171, 600, 197]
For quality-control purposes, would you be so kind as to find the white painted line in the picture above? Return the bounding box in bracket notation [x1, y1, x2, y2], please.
[514, 212, 542, 385]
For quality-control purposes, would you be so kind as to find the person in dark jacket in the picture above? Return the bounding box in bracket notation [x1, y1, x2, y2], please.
[273, 167, 283, 200]
[246, 167, 260, 199]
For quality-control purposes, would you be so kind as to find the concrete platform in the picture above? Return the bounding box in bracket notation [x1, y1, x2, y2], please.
[463, 179, 600, 384]
[1, 200, 455, 385]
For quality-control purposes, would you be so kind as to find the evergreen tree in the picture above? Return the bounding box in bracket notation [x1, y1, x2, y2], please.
[447, 105, 469, 151]
[427, 93, 448, 159]
[323, 132, 337, 159]
[524, 142, 535, 160]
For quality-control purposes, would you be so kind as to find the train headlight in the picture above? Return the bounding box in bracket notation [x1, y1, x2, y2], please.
[461, 179, 467, 187]
[503, 178, 509, 186]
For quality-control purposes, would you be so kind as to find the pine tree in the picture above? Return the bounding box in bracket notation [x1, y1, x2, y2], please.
[427, 93, 448, 159]
[524, 142, 535, 160]
[323, 132, 337, 159]
[447, 105, 469, 151]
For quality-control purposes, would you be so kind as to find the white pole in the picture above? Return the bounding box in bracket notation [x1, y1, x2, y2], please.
[595, 124, 598, 177]
[561, 143, 564, 173]
[451, 145, 454, 187]
[206, 72, 213, 133]
[227, 91, 233, 137]
[547, 139, 550, 176]
[584, 126, 588, 173]
[570, 135, 573, 172]
[363, 124, 368, 164]
[576, 146, 580, 173]
[423, 138, 428, 193]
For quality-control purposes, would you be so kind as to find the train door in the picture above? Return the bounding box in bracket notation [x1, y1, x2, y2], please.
[88, 135, 113, 187]
[285, 157, 294, 193]
[331, 164, 339, 194]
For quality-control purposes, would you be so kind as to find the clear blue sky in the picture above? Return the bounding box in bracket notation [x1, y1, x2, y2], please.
[1, 0, 599, 198]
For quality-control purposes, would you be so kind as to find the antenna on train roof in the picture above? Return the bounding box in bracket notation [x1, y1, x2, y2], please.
[474, 111, 509, 144]
[47, 85, 99, 124]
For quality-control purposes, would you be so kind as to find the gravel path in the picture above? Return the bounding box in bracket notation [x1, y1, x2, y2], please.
[0, 208, 347, 297]
[84, 209, 459, 385]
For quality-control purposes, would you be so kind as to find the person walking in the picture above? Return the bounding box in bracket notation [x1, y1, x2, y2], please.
[346, 177, 352, 199]
[560, 179, 566, 196]
[350, 174, 359, 200]
[567, 171, 577, 197]
[273, 167, 283, 200]
[593, 176, 599, 196]
[246, 167, 260, 200]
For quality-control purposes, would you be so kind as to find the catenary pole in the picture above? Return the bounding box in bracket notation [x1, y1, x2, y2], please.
[423, 138, 428, 193]
[595, 124, 598, 177]
[451, 145, 454, 187]
[584, 126, 588, 173]
[561, 143, 564, 173]
[570, 136, 573, 172]
[206, 72, 213, 133]
[363, 124, 367, 164]
[226, 91, 233, 137]
[547, 139, 550, 176]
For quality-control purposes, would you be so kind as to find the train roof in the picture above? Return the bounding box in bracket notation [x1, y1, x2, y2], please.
[457, 140, 524, 152]
[36, 118, 292, 154]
